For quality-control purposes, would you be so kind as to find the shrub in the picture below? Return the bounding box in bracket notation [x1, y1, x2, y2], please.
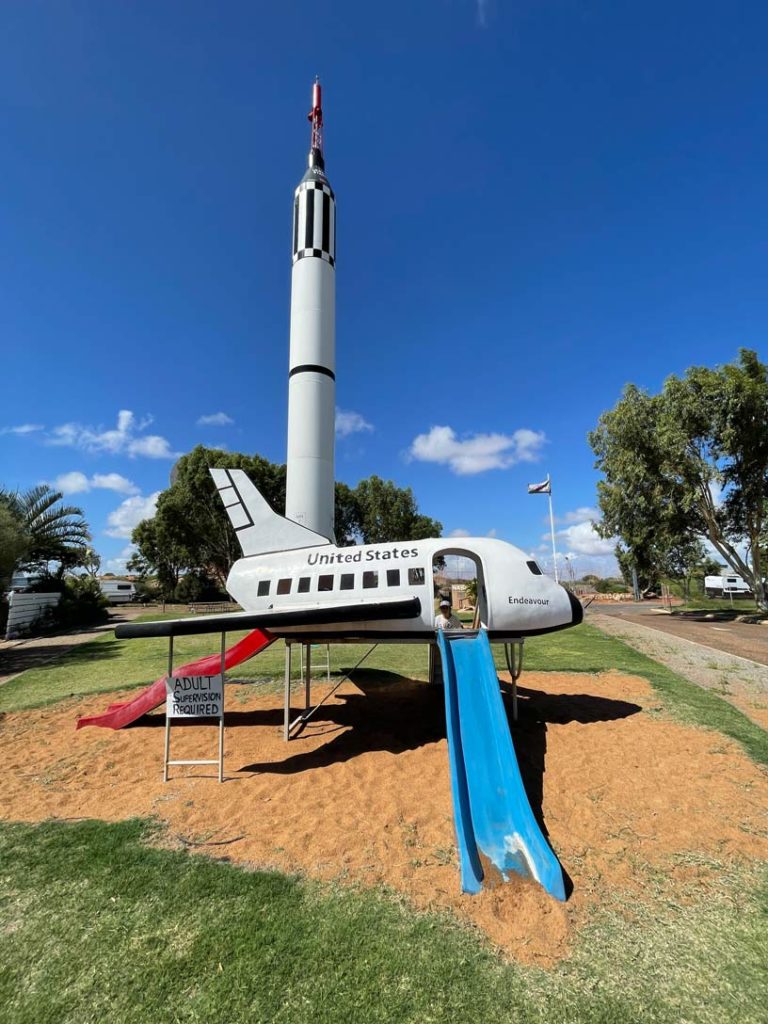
[54, 577, 109, 629]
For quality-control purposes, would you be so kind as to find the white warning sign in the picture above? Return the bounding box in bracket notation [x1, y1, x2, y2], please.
[166, 675, 224, 718]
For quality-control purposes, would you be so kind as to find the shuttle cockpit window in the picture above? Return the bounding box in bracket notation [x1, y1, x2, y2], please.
[408, 567, 425, 586]
[318, 574, 334, 591]
[526, 561, 543, 576]
[257, 580, 270, 597]
[277, 578, 292, 595]
[386, 569, 400, 587]
[340, 573, 354, 590]
[298, 577, 310, 593]
[363, 571, 378, 589]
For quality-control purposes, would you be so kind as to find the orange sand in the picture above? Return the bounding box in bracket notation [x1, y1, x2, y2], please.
[2, 669, 767, 965]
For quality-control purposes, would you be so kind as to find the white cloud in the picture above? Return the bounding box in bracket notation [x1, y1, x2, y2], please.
[448, 528, 471, 538]
[486, 528, 498, 538]
[476, 0, 489, 28]
[91, 473, 140, 495]
[203, 442, 229, 451]
[197, 412, 234, 427]
[52, 471, 90, 495]
[556, 520, 616, 558]
[556, 506, 599, 525]
[408, 425, 546, 475]
[104, 545, 137, 574]
[51, 471, 140, 496]
[0, 423, 44, 436]
[336, 409, 374, 438]
[105, 491, 161, 539]
[47, 410, 178, 459]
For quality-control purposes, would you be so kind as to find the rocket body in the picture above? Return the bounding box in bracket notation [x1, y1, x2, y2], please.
[285, 86, 337, 541]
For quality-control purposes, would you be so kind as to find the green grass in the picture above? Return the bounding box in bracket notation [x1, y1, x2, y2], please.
[1, 818, 766, 1024]
[674, 597, 760, 613]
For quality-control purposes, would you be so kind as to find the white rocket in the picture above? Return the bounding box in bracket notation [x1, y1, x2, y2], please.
[285, 79, 337, 541]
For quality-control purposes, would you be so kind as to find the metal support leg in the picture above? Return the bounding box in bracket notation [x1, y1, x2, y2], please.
[163, 636, 174, 782]
[219, 631, 226, 783]
[283, 642, 292, 742]
[504, 641, 524, 723]
[304, 643, 311, 713]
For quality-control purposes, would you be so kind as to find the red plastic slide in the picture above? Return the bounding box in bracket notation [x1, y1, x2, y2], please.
[76, 628, 274, 730]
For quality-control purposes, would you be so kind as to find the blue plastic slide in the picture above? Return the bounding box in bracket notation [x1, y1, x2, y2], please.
[437, 628, 566, 900]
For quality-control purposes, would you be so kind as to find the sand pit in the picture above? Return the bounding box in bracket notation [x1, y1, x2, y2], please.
[2, 669, 767, 965]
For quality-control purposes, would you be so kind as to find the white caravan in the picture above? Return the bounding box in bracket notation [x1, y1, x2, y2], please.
[100, 580, 137, 605]
[123, 469, 582, 640]
[704, 574, 752, 598]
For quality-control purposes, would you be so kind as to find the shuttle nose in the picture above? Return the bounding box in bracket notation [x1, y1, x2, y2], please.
[567, 589, 583, 625]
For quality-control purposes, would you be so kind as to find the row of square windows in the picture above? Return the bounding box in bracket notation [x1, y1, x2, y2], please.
[257, 566, 426, 597]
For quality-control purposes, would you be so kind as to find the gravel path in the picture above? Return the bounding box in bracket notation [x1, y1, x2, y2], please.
[589, 609, 768, 730]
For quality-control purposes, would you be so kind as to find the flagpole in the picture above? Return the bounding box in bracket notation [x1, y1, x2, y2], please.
[547, 477, 559, 583]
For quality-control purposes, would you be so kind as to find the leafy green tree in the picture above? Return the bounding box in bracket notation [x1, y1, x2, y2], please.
[129, 518, 190, 601]
[0, 504, 28, 591]
[78, 547, 101, 579]
[0, 485, 90, 576]
[590, 349, 768, 609]
[351, 475, 441, 545]
[130, 447, 442, 586]
[334, 482, 360, 547]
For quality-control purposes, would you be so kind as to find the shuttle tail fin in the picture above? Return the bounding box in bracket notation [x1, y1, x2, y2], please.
[210, 468, 332, 557]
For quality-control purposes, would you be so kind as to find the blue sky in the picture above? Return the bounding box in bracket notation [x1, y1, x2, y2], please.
[2, 1, 766, 576]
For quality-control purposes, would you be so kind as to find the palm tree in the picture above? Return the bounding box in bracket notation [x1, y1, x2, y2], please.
[0, 485, 90, 572]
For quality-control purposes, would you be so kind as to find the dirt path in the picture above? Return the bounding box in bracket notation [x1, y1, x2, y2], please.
[589, 609, 768, 729]
[594, 601, 768, 666]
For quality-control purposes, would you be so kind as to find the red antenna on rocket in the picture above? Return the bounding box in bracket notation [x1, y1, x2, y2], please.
[307, 76, 324, 170]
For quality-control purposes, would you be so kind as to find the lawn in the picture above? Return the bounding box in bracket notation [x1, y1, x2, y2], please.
[2, 616, 768, 1022]
[1, 818, 766, 1024]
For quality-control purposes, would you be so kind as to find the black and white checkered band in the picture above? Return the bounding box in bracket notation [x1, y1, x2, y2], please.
[295, 180, 335, 201]
[293, 248, 335, 266]
[292, 178, 336, 265]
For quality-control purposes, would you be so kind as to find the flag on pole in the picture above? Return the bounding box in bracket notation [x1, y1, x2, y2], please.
[527, 476, 551, 495]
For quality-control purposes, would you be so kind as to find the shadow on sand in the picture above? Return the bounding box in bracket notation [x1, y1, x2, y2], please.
[236, 668, 641, 849]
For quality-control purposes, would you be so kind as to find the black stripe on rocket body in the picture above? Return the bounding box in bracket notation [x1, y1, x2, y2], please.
[304, 188, 314, 250]
[289, 364, 336, 381]
[293, 249, 335, 266]
[322, 192, 330, 253]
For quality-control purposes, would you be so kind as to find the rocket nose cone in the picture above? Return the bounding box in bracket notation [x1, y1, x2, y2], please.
[301, 163, 329, 186]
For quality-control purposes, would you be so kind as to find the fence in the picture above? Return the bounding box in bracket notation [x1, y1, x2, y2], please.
[5, 592, 61, 640]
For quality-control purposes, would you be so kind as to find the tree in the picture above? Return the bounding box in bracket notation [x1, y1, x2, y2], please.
[0, 504, 28, 591]
[334, 482, 360, 547]
[590, 349, 768, 609]
[352, 476, 442, 545]
[0, 485, 90, 576]
[129, 447, 286, 591]
[130, 446, 442, 587]
[129, 518, 189, 601]
[78, 547, 101, 578]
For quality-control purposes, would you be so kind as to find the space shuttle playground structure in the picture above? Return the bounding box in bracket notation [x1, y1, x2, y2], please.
[78, 81, 577, 902]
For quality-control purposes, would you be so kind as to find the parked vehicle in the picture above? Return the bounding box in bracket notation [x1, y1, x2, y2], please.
[99, 580, 137, 604]
[704, 574, 753, 598]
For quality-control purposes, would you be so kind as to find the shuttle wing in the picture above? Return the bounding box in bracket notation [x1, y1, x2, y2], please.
[115, 595, 421, 639]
